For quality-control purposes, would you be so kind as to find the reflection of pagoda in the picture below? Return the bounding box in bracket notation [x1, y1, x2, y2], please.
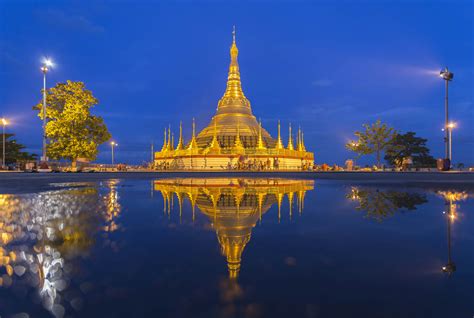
[154, 178, 314, 278]
[153, 28, 314, 170]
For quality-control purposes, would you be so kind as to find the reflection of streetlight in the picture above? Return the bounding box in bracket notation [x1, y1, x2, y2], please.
[1, 118, 7, 169]
[41, 58, 54, 162]
[110, 141, 118, 165]
[442, 199, 456, 276]
[438, 191, 467, 276]
[439, 67, 454, 164]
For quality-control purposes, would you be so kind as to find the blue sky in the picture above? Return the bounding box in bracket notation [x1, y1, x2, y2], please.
[1, 0, 472, 165]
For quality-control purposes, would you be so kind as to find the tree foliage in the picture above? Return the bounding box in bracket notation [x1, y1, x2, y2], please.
[346, 119, 396, 167]
[0, 133, 37, 164]
[34, 80, 111, 166]
[384, 132, 436, 167]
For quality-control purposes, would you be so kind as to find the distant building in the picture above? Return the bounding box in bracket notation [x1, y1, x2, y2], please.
[154, 29, 314, 170]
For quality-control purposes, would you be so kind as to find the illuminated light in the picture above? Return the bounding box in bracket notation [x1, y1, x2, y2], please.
[447, 122, 456, 129]
[42, 58, 54, 68]
[1, 118, 7, 126]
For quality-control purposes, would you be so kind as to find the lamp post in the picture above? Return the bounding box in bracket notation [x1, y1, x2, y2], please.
[41, 58, 54, 162]
[1, 118, 7, 169]
[447, 122, 456, 164]
[111, 141, 117, 165]
[439, 67, 454, 163]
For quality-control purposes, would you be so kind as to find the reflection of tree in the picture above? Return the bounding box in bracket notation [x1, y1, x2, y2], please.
[0, 181, 123, 317]
[347, 187, 427, 221]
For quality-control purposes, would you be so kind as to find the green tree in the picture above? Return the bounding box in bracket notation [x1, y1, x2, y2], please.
[34, 80, 111, 168]
[0, 133, 37, 165]
[346, 119, 396, 168]
[384, 132, 436, 168]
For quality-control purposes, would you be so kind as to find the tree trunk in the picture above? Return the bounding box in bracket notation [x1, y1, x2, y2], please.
[71, 159, 77, 172]
[376, 149, 381, 168]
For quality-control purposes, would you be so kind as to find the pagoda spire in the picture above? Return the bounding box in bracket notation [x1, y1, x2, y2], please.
[217, 26, 250, 112]
[176, 121, 184, 150]
[257, 119, 266, 150]
[166, 125, 172, 150]
[160, 127, 167, 152]
[206, 120, 221, 153]
[275, 120, 284, 149]
[297, 126, 303, 151]
[171, 133, 175, 151]
[301, 130, 306, 152]
[188, 118, 198, 150]
[287, 123, 294, 150]
[233, 120, 244, 151]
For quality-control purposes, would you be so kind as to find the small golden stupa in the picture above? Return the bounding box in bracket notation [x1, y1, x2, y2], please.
[154, 27, 314, 170]
[154, 178, 315, 279]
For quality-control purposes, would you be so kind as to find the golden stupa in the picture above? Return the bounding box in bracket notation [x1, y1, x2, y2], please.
[154, 178, 314, 279]
[154, 28, 314, 170]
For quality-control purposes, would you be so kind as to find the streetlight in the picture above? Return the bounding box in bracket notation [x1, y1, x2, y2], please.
[41, 58, 54, 163]
[1, 118, 7, 169]
[110, 141, 118, 165]
[447, 122, 456, 164]
[439, 67, 454, 165]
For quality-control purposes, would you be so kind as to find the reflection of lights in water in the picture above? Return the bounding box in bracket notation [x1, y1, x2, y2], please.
[103, 180, 122, 233]
[437, 191, 468, 277]
[0, 182, 123, 316]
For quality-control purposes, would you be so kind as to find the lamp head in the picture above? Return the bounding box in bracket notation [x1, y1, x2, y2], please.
[41, 58, 54, 73]
[1, 118, 7, 126]
[447, 122, 456, 129]
[439, 67, 454, 81]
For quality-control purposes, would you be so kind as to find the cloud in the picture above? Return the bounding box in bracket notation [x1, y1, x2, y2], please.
[37, 9, 105, 34]
[312, 79, 333, 87]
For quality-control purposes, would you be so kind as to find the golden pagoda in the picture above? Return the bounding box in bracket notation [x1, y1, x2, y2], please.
[154, 28, 314, 170]
[154, 178, 314, 279]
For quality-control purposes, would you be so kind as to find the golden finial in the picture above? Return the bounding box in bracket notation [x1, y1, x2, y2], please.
[276, 120, 284, 149]
[297, 126, 303, 151]
[205, 119, 221, 153]
[171, 133, 175, 151]
[234, 120, 244, 151]
[257, 119, 266, 150]
[176, 121, 184, 150]
[188, 118, 198, 150]
[301, 130, 306, 152]
[167, 125, 171, 150]
[287, 123, 294, 150]
[161, 127, 167, 152]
